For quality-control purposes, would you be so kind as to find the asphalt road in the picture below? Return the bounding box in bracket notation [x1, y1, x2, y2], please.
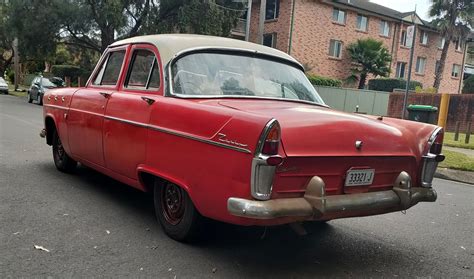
[1, 94, 473, 278]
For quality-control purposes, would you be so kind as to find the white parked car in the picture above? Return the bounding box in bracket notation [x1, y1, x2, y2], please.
[0, 77, 8, 94]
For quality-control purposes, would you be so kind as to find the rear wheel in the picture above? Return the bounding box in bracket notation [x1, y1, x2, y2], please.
[52, 129, 77, 173]
[154, 180, 203, 242]
[36, 93, 43, 105]
[27, 92, 33, 103]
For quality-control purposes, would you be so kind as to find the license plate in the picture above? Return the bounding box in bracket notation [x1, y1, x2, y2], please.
[345, 169, 375, 186]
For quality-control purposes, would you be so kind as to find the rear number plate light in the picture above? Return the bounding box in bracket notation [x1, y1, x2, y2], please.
[345, 169, 375, 186]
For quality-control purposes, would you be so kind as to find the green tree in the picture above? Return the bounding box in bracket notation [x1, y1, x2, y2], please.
[346, 38, 392, 89]
[430, 0, 473, 90]
[0, 2, 13, 75]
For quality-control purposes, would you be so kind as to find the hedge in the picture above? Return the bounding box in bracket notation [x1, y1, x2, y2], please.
[462, 75, 474, 94]
[307, 74, 342, 87]
[368, 78, 422, 92]
[51, 65, 88, 82]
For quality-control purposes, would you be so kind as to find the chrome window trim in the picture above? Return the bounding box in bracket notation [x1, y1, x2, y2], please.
[169, 94, 328, 108]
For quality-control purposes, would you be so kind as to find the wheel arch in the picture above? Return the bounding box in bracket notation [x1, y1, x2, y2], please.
[136, 166, 202, 213]
[44, 115, 56, 146]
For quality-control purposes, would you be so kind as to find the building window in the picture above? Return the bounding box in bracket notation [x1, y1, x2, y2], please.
[400, 30, 408, 46]
[265, 0, 280, 20]
[379, 20, 390, 36]
[415, 57, 426, 74]
[438, 37, 445, 49]
[396, 62, 407, 78]
[435, 60, 440, 75]
[329, 39, 343, 58]
[356, 15, 368, 31]
[420, 31, 429, 45]
[452, 64, 460, 78]
[332, 8, 346, 24]
[263, 33, 277, 48]
[454, 40, 463, 51]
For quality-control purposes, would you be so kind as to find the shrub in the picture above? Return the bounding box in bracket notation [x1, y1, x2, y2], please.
[307, 74, 342, 87]
[51, 65, 87, 82]
[415, 86, 437, 94]
[368, 78, 422, 92]
[462, 75, 474, 94]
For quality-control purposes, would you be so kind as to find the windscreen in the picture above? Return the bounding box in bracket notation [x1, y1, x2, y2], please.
[171, 52, 325, 105]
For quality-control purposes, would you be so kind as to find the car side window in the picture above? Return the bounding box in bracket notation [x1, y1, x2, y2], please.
[93, 50, 126, 86]
[125, 49, 160, 90]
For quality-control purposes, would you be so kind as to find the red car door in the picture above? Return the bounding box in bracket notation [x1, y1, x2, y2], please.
[68, 47, 127, 167]
[103, 44, 163, 179]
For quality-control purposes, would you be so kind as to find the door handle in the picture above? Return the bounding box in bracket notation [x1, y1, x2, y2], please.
[141, 96, 155, 105]
[99, 92, 112, 98]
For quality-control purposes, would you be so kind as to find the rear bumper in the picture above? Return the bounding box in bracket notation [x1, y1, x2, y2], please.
[228, 172, 437, 220]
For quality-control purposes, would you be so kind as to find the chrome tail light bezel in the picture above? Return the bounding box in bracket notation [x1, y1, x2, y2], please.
[251, 119, 282, 200]
[420, 127, 445, 188]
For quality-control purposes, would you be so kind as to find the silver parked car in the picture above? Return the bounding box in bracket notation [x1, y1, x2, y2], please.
[27, 76, 64, 105]
[0, 77, 8, 94]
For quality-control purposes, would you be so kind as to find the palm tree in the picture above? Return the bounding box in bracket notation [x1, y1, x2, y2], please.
[346, 38, 391, 89]
[430, 0, 473, 90]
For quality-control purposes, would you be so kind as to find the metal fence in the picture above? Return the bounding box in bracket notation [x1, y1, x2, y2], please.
[315, 86, 390, 116]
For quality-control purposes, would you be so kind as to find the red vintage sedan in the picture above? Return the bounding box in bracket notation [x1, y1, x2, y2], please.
[41, 34, 444, 242]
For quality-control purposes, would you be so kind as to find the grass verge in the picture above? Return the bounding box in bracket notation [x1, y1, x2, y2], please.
[444, 132, 474, 150]
[439, 150, 474, 172]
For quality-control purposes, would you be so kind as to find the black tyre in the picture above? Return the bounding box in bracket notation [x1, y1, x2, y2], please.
[154, 180, 203, 242]
[52, 129, 77, 173]
[27, 92, 33, 103]
[37, 93, 43, 105]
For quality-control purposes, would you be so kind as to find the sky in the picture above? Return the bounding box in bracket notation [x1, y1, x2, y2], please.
[370, 0, 432, 21]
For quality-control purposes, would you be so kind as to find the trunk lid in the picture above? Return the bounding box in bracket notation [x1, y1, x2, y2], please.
[215, 99, 418, 157]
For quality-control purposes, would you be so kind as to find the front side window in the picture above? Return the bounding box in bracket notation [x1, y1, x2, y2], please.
[396, 62, 406, 78]
[332, 8, 346, 24]
[356, 15, 368, 31]
[329, 39, 343, 58]
[171, 52, 325, 105]
[125, 49, 160, 90]
[452, 64, 460, 77]
[380, 20, 390, 36]
[93, 50, 126, 86]
[415, 57, 426, 74]
[263, 33, 277, 48]
[265, 0, 280, 20]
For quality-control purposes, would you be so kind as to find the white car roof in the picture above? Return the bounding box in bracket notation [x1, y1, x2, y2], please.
[110, 34, 302, 69]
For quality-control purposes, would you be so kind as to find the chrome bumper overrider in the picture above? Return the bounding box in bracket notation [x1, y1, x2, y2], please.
[228, 172, 437, 220]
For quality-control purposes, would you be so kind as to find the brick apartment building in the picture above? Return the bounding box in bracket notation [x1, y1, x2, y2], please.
[233, 0, 466, 93]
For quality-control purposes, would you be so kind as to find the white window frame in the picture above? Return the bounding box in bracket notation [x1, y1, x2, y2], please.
[356, 15, 368, 31]
[396, 62, 407, 78]
[420, 31, 428, 45]
[332, 8, 346, 24]
[438, 37, 445, 49]
[400, 30, 408, 47]
[452, 64, 460, 78]
[329, 39, 343, 58]
[263, 33, 277, 48]
[265, 0, 280, 20]
[415, 57, 427, 74]
[380, 20, 390, 36]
